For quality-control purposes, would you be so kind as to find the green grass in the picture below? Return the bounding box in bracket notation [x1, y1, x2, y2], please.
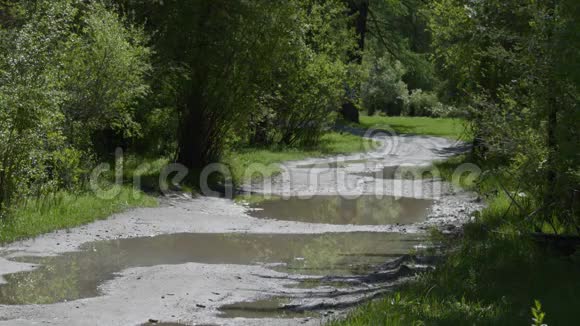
[0, 186, 157, 244]
[329, 292, 503, 326]
[331, 193, 580, 325]
[122, 156, 172, 192]
[0, 155, 168, 244]
[225, 132, 378, 183]
[3, 116, 464, 244]
[330, 155, 580, 326]
[359, 115, 469, 140]
[225, 116, 468, 184]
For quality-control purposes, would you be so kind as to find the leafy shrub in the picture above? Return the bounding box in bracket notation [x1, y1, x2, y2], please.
[0, 1, 151, 217]
[361, 57, 409, 116]
[248, 0, 355, 147]
[406, 89, 440, 117]
[429, 103, 464, 118]
[59, 1, 151, 153]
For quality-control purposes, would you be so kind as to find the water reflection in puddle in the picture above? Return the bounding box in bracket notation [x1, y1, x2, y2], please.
[0, 232, 424, 305]
[245, 195, 433, 225]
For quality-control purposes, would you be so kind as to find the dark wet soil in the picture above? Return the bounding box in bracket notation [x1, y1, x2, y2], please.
[219, 297, 318, 319]
[351, 165, 439, 180]
[246, 195, 434, 225]
[0, 232, 424, 305]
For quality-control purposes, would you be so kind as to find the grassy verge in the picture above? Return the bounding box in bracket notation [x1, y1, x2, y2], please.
[224, 131, 378, 183]
[0, 186, 157, 244]
[0, 128, 377, 244]
[121, 117, 464, 186]
[0, 117, 474, 245]
[330, 156, 580, 326]
[359, 115, 468, 140]
[330, 210, 580, 325]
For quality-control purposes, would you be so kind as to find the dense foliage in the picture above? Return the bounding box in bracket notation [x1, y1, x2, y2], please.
[0, 0, 578, 235]
[0, 1, 578, 324]
[429, 0, 580, 233]
[0, 0, 149, 217]
[360, 0, 449, 117]
[0, 0, 359, 216]
[116, 0, 358, 169]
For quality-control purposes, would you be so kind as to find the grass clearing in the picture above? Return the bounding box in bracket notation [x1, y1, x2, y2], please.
[359, 115, 469, 140]
[225, 116, 467, 185]
[0, 128, 377, 243]
[225, 131, 378, 183]
[0, 186, 157, 244]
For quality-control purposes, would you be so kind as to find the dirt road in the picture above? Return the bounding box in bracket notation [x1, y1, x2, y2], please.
[0, 131, 482, 326]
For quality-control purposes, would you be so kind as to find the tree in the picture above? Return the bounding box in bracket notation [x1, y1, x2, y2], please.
[0, 0, 76, 214]
[122, 0, 356, 169]
[361, 56, 408, 116]
[250, 0, 355, 147]
[60, 2, 151, 155]
[367, 0, 437, 92]
[123, 1, 286, 169]
[0, 0, 151, 217]
[429, 0, 580, 233]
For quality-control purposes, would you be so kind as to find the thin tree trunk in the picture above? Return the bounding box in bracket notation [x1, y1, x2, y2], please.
[348, 0, 369, 64]
[542, 0, 559, 229]
[543, 95, 558, 227]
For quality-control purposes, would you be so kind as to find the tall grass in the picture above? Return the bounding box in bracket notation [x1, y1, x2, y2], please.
[0, 186, 157, 244]
[331, 190, 580, 325]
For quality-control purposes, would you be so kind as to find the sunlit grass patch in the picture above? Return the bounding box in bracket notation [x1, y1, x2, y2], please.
[328, 292, 502, 326]
[359, 115, 469, 140]
[225, 132, 379, 184]
[0, 187, 157, 244]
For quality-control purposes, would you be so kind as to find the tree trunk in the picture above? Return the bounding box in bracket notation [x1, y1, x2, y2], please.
[543, 95, 558, 224]
[340, 0, 369, 123]
[542, 0, 559, 227]
[347, 0, 369, 64]
[341, 101, 360, 123]
[176, 91, 206, 170]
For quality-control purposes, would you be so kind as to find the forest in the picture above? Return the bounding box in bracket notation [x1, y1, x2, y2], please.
[0, 0, 579, 325]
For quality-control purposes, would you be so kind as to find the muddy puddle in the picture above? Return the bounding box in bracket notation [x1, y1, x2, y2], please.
[351, 165, 438, 180]
[245, 195, 434, 225]
[219, 297, 318, 319]
[0, 232, 424, 305]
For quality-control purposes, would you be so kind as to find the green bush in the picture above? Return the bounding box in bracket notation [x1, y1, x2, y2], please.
[406, 89, 440, 117]
[361, 57, 409, 116]
[0, 0, 151, 218]
[248, 0, 355, 147]
[59, 1, 151, 153]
